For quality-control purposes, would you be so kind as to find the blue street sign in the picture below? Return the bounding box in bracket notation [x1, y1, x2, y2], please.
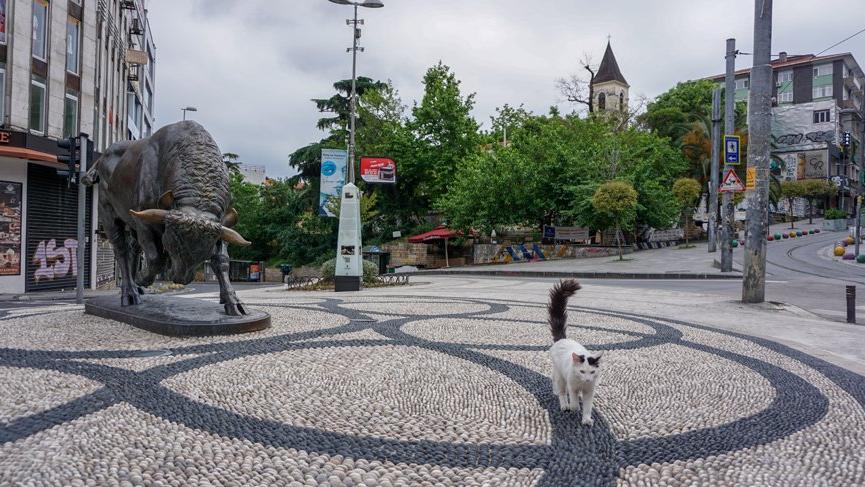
[724, 135, 741, 164]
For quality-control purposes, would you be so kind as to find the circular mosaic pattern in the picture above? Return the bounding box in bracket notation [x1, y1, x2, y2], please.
[1, 294, 865, 486]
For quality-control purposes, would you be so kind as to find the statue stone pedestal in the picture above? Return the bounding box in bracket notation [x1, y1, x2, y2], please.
[85, 294, 271, 337]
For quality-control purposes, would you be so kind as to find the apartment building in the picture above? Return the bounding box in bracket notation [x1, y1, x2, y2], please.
[0, 0, 155, 294]
[706, 51, 865, 212]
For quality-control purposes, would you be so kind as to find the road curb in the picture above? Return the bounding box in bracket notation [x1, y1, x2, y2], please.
[401, 269, 743, 280]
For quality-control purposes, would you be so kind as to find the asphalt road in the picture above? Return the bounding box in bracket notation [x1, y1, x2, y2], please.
[454, 230, 865, 325]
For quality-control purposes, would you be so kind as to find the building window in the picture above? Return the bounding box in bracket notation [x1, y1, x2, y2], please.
[813, 109, 830, 124]
[63, 90, 79, 138]
[735, 77, 749, 90]
[32, 0, 49, 61]
[812, 85, 833, 99]
[598, 92, 606, 110]
[0, 64, 6, 122]
[145, 84, 153, 112]
[777, 70, 793, 86]
[813, 64, 832, 78]
[0, 0, 8, 44]
[619, 92, 624, 110]
[29, 76, 47, 134]
[66, 18, 80, 74]
[778, 91, 793, 103]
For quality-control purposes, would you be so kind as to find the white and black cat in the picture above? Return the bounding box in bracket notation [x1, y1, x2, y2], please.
[548, 279, 603, 426]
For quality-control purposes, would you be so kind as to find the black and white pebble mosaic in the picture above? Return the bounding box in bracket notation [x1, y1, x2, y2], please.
[1, 294, 865, 486]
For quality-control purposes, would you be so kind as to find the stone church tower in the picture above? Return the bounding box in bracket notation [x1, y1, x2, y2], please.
[592, 41, 629, 113]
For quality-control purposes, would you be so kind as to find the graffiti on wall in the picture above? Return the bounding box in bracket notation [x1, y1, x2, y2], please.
[772, 101, 837, 152]
[32, 238, 79, 281]
[0, 181, 22, 276]
[773, 130, 835, 146]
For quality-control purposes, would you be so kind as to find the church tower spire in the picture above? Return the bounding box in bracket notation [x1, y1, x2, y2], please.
[591, 41, 629, 113]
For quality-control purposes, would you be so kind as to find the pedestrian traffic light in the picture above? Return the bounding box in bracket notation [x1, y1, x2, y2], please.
[56, 136, 80, 185]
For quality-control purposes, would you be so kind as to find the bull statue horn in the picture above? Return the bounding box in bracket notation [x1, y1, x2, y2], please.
[222, 207, 239, 228]
[221, 226, 251, 246]
[129, 208, 168, 224]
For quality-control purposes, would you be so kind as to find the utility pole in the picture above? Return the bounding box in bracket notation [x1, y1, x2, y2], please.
[742, 0, 773, 303]
[708, 87, 721, 252]
[720, 39, 736, 271]
[855, 195, 861, 257]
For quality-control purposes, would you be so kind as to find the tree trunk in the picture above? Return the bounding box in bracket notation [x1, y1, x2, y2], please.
[685, 210, 691, 247]
[616, 225, 623, 260]
[789, 200, 794, 229]
[808, 199, 813, 224]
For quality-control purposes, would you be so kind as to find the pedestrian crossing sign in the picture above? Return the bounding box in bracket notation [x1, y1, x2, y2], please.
[719, 168, 745, 193]
[724, 135, 741, 164]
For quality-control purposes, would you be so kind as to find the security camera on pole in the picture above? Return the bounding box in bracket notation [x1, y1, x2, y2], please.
[327, 0, 384, 292]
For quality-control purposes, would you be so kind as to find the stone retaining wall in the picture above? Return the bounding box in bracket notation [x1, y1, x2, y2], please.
[472, 243, 626, 265]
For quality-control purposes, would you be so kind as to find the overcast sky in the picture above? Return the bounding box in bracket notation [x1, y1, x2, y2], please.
[146, 0, 865, 178]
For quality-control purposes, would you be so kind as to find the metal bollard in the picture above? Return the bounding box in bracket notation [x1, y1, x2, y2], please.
[847, 285, 856, 324]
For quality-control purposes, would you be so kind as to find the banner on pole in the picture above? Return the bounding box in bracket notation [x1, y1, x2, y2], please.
[360, 157, 396, 184]
[319, 149, 348, 217]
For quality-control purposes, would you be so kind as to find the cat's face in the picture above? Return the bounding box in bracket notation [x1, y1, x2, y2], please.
[571, 352, 603, 383]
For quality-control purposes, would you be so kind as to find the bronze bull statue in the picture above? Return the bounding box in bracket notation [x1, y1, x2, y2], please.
[82, 121, 250, 316]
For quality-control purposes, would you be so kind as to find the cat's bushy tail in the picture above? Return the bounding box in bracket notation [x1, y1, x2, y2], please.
[548, 279, 581, 342]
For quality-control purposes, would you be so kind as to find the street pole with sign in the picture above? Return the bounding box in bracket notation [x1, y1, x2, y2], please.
[720, 38, 737, 272]
[328, 0, 384, 292]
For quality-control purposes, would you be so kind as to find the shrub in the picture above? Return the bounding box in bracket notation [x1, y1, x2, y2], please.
[320, 258, 379, 284]
[825, 208, 847, 220]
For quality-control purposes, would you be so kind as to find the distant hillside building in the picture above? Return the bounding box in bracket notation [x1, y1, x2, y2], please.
[591, 41, 629, 113]
[238, 163, 266, 186]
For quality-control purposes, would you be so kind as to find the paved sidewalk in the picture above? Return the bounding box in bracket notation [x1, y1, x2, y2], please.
[2, 278, 865, 485]
[418, 218, 837, 280]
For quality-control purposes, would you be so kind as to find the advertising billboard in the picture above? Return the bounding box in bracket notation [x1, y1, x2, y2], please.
[319, 149, 348, 217]
[360, 157, 396, 184]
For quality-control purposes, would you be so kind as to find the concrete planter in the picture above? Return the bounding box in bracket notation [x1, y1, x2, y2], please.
[823, 219, 847, 232]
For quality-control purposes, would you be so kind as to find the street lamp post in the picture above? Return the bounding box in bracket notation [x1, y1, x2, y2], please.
[181, 106, 198, 121]
[328, 0, 383, 292]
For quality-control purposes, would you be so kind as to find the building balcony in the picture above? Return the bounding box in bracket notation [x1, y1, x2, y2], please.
[838, 98, 862, 113]
[844, 76, 861, 92]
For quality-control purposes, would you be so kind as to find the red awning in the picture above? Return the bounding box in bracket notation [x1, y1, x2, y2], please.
[407, 226, 462, 243]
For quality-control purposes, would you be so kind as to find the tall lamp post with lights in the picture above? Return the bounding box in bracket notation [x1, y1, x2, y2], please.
[327, 0, 383, 292]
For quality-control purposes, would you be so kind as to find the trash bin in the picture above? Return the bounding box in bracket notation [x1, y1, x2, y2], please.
[279, 264, 292, 278]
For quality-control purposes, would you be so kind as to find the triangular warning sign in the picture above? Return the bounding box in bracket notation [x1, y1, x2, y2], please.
[719, 168, 745, 193]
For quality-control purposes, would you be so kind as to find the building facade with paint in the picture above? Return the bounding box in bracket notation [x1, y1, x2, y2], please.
[0, 0, 155, 294]
[706, 52, 865, 212]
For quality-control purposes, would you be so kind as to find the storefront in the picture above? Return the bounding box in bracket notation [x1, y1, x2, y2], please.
[0, 128, 99, 294]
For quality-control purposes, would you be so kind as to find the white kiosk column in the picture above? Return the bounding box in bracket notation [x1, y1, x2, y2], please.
[334, 183, 363, 291]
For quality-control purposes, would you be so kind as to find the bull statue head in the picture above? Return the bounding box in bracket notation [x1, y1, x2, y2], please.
[129, 204, 250, 284]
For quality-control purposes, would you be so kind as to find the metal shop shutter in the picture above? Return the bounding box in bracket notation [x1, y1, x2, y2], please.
[25, 163, 92, 292]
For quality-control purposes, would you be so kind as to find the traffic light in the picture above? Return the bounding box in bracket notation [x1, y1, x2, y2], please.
[841, 131, 852, 148]
[57, 136, 80, 185]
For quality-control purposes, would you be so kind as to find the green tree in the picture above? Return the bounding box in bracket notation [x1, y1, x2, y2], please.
[289, 77, 390, 195]
[801, 179, 837, 224]
[408, 63, 480, 209]
[672, 177, 702, 247]
[592, 180, 638, 260]
[780, 180, 808, 228]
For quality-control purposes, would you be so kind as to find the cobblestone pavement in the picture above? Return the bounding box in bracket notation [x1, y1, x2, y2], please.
[2, 282, 865, 486]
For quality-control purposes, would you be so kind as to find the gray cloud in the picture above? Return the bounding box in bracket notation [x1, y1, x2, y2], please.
[147, 0, 865, 178]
